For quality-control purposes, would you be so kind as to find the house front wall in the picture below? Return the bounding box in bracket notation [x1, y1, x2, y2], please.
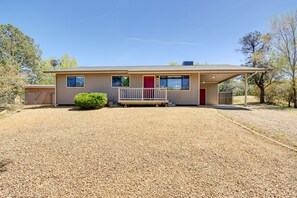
[200, 83, 218, 105]
[56, 73, 218, 105]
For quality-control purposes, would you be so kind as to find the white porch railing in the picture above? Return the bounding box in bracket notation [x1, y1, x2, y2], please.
[118, 88, 168, 101]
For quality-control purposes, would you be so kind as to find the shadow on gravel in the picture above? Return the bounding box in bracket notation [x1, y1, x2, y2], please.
[0, 159, 12, 173]
[24, 105, 54, 110]
[202, 105, 252, 111]
[68, 107, 102, 111]
[252, 105, 289, 111]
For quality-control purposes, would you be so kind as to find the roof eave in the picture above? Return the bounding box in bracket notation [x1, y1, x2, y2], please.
[44, 68, 265, 74]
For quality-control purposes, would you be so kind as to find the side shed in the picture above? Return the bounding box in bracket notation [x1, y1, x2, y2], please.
[25, 85, 55, 105]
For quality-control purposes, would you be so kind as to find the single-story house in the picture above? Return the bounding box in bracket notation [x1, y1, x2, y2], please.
[25, 85, 55, 105]
[44, 62, 265, 106]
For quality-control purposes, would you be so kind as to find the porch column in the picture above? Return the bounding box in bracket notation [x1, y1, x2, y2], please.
[244, 73, 248, 107]
[197, 72, 200, 106]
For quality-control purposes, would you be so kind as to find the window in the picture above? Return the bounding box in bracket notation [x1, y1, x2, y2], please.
[112, 76, 130, 87]
[67, 76, 84, 87]
[160, 75, 189, 90]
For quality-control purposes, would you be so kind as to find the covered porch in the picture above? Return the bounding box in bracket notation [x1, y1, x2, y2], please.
[117, 71, 259, 106]
[118, 87, 169, 105]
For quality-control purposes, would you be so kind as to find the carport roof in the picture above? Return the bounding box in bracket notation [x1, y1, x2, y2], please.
[44, 65, 265, 74]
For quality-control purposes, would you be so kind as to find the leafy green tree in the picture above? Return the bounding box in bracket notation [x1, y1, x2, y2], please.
[271, 10, 297, 108]
[36, 55, 78, 84]
[60, 54, 78, 69]
[278, 81, 294, 107]
[194, 62, 208, 66]
[0, 24, 42, 107]
[219, 78, 245, 96]
[168, 61, 178, 66]
[0, 24, 42, 83]
[237, 31, 280, 103]
[0, 66, 26, 107]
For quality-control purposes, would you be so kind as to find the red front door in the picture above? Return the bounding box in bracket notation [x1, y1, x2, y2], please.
[144, 76, 154, 98]
[200, 89, 206, 105]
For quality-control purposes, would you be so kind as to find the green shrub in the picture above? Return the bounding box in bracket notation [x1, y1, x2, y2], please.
[74, 92, 108, 109]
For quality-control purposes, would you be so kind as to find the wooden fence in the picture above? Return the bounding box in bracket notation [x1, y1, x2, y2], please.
[219, 92, 233, 105]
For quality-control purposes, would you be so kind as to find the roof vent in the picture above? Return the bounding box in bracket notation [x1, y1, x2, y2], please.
[182, 61, 194, 66]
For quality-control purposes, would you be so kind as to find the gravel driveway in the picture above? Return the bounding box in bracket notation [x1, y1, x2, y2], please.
[218, 105, 297, 148]
[0, 107, 296, 197]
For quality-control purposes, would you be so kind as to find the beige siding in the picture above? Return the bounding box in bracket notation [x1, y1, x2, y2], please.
[200, 83, 218, 105]
[165, 73, 199, 105]
[57, 73, 120, 104]
[56, 73, 216, 105]
[25, 88, 55, 105]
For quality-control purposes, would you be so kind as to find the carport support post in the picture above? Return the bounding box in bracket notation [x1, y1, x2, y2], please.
[244, 73, 248, 107]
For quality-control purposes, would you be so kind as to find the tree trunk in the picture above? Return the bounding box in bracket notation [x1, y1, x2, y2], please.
[293, 74, 297, 108]
[259, 86, 265, 104]
[293, 87, 297, 108]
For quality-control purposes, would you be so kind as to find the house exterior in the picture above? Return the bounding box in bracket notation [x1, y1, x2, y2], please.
[44, 64, 265, 106]
[25, 85, 55, 105]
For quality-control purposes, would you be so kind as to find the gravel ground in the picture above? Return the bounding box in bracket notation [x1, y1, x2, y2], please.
[218, 105, 297, 148]
[0, 106, 297, 197]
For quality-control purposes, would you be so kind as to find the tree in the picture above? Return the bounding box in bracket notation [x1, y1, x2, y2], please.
[271, 10, 297, 108]
[219, 77, 245, 96]
[168, 61, 178, 66]
[0, 24, 42, 83]
[35, 55, 78, 84]
[237, 31, 280, 103]
[59, 54, 78, 69]
[278, 81, 294, 107]
[0, 66, 26, 107]
[194, 62, 208, 66]
[0, 24, 41, 107]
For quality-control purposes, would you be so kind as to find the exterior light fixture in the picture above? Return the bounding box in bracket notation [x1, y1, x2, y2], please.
[202, 81, 206, 84]
[211, 75, 216, 79]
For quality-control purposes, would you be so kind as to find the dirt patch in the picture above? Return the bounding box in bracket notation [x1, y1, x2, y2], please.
[233, 95, 259, 105]
[0, 107, 296, 197]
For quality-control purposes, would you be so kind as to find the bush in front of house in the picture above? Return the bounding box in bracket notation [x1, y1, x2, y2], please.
[74, 92, 108, 109]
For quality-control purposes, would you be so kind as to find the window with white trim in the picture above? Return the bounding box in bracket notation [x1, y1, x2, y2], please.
[67, 76, 84, 87]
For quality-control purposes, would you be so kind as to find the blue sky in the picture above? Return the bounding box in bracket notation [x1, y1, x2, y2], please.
[1, 0, 296, 66]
